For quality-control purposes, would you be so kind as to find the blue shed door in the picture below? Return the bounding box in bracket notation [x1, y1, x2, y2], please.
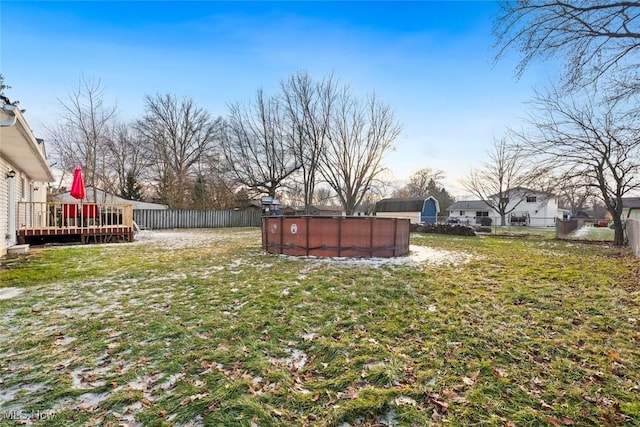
[421, 199, 438, 224]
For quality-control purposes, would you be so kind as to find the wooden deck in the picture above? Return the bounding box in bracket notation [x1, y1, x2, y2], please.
[17, 201, 134, 245]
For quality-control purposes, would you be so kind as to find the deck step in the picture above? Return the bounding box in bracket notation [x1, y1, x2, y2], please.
[8, 244, 30, 254]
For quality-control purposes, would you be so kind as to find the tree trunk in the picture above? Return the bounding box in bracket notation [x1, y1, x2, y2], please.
[612, 216, 625, 246]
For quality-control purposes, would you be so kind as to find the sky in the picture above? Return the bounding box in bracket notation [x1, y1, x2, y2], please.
[0, 0, 559, 197]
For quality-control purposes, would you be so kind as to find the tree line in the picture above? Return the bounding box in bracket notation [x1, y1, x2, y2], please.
[42, 71, 408, 216]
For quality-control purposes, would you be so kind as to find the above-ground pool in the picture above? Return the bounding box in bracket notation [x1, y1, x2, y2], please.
[261, 216, 410, 258]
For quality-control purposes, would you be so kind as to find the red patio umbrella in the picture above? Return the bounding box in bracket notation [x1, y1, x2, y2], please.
[70, 166, 86, 200]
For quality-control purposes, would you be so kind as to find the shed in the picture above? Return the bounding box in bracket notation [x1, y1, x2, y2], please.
[374, 196, 440, 224]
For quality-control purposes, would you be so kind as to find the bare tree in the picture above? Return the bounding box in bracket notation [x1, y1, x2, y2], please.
[526, 169, 600, 217]
[280, 71, 336, 214]
[358, 180, 392, 215]
[48, 75, 117, 202]
[548, 173, 597, 216]
[103, 122, 151, 199]
[190, 152, 239, 209]
[462, 138, 540, 226]
[313, 186, 336, 206]
[320, 90, 401, 215]
[221, 89, 300, 198]
[494, 1, 640, 95]
[394, 168, 444, 197]
[513, 87, 640, 245]
[136, 94, 220, 208]
[278, 180, 305, 207]
[393, 168, 455, 212]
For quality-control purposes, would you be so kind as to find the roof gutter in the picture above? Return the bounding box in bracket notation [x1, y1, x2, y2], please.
[0, 103, 17, 127]
[0, 103, 55, 182]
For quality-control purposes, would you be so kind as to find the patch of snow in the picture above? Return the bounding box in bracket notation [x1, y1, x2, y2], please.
[132, 229, 257, 250]
[0, 386, 18, 405]
[75, 392, 110, 410]
[571, 226, 591, 238]
[70, 368, 87, 389]
[0, 288, 24, 300]
[378, 409, 399, 426]
[53, 336, 77, 346]
[270, 348, 308, 371]
[177, 415, 204, 427]
[0, 382, 49, 407]
[125, 231, 471, 268]
[128, 378, 148, 391]
[154, 373, 183, 391]
[282, 244, 471, 268]
[118, 401, 144, 427]
[0, 308, 19, 326]
[300, 332, 318, 342]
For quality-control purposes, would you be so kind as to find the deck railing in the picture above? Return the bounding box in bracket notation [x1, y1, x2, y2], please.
[17, 201, 134, 231]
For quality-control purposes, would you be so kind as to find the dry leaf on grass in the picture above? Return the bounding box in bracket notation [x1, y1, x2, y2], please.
[462, 371, 479, 386]
[180, 392, 210, 406]
[493, 367, 508, 378]
[394, 395, 417, 406]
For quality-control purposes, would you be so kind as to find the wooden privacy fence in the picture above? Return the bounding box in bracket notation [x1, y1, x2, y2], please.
[133, 209, 261, 230]
[556, 219, 581, 239]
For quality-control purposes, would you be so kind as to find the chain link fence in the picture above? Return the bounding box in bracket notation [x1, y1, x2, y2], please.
[463, 217, 615, 242]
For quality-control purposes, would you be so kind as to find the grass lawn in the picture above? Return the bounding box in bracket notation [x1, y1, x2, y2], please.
[0, 228, 638, 426]
[489, 226, 558, 240]
[568, 225, 616, 242]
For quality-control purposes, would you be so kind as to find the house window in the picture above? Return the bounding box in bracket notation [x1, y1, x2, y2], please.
[459, 211, 464, 216]
[500, 197, 509, 204]
[526, 196, 537, 203]
[476, 211, 488, 217]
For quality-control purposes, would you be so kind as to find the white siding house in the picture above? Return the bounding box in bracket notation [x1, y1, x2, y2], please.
[1, 98, 54, 255]
[446, 200, 493, 226]
[447, 188, 560, 227]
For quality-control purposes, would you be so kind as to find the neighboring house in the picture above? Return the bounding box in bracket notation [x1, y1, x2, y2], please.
[622, 197, 640, 220]
[352, 204, 372, 216]
[282, 205, 344, 216]
[374, 196, 440, 224]
[446, 200, 493, 225]
[447, 188, 560, 227]
[1, 99, 55, 255]
[52, 187, 169, 210]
